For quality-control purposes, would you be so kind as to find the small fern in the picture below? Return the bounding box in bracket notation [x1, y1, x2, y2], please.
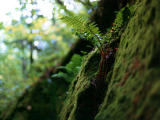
[60, 15, 107, 52]
[105, 6, 132, 41]
[52, 54, 82, 83]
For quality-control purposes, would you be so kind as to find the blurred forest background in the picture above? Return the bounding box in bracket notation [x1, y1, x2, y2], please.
[0, 0, 98, 112]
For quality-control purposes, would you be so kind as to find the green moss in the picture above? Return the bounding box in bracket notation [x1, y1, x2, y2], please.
[60, 0, 160, 120]
[95, 0, 160, 119]
[59, 49, 101, 120]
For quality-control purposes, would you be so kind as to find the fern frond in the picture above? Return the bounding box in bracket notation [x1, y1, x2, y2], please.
[61, 15, 87, 32]
[60, 15, 105, 51]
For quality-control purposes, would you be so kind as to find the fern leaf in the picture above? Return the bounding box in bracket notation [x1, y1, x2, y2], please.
[60, 15, 104, 49]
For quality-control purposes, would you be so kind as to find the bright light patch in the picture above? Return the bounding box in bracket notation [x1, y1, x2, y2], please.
[32, 29, 40, 33]
[23, 10, 32, 17]
[64, 0, 83, 12]
[0, 0, 20, 24]
[26, 4, 33, 11]
[34, 41, 39, 46]
[60, 9, 65, 14]
[38, 0, 53, 19]
[42, 21, 52, 30]
[0, 75, 3, 80]
[0, 0, 53, 24]
[26, 18, 33, 24]
[0, 43, 7, 53]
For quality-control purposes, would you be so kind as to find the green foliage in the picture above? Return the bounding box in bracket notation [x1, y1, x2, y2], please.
[0, 52, 31, 111]
[0, 22, 3, 29]
[0, 0, 78, 113]
[106, 6, 133, 42]
[60, 15, 106, 50]
[52, 54, 83, 83]
[61, 6, 134, 49]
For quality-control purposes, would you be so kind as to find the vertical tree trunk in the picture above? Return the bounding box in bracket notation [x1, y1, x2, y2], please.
[30, 41, 34, 64]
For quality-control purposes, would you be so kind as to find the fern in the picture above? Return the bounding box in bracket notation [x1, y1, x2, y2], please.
[60, 6, 133, 51]
[105, 6, 132, 42]
[52, 54, 82, 83]
[60, 15, 106, 51]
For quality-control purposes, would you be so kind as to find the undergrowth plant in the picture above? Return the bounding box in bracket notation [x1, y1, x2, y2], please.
[60, 15, 107, 53]
[52, 54, 82, 83]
